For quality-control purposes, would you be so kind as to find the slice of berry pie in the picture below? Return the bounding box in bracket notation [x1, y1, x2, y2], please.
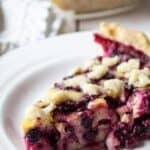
[21, 23, 150, 150]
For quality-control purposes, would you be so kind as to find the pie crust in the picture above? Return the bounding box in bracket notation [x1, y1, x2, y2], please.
[100, 22, 150, 56]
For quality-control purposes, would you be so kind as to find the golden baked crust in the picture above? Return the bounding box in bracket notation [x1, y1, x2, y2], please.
[100, 22, 150, 56]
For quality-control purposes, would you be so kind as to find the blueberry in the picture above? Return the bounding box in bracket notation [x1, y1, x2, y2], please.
[105, 96, 119, 109]
[115, 130, 126, 146]
[133, 124, 146, 136]
[81, 115, 93, 128]
[26, 128, 41, 143]
[114, 123, 130, 146]
[54, 100, 76, 114]
[76, 101, 87, 112]
[65, 124, 78, 141]
[47, 129, 60, 147]
[83, 129, 97, 141]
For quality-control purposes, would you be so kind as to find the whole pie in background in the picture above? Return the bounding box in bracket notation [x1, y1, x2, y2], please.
[52, 0, 140, 13]
[21, 22, 150, 150]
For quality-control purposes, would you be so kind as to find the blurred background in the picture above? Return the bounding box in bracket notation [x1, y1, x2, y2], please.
[0, 0, 150, 54]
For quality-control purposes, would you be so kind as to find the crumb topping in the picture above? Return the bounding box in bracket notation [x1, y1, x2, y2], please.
[87, 64, 108, 79]
[116, 59, 140, 77]
[103, 79, 124, 98]
[102, 56, 120, 66]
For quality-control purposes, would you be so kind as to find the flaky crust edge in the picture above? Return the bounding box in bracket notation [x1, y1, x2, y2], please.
[100, 22, 150, 56]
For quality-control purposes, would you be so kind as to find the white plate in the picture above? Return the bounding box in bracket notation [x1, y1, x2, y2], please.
[0, 32, 149, 150]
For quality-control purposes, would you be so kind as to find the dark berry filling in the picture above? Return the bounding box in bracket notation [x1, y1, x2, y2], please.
[105, 96, 121, 109]
[114, 123, 130, 146]
[83, 129, 98, 142]
[54, 83, 81, 92]
[90, 78, 101, 84]
[26, 128, 42, 143]
[81, 114, 93, 128]
[53, 98, 89, 116]
[94, 34, 150, 67]
[132, 123, 146, 137]
[133, 114, 150, 135]
[64, 123, 78, 142]
[112, 114, 150, 148]
[26, 127, 60, 150]
[76, 100, 88, 112]
[54, 94, 103, 115]
[54, 100, 77, 114]
[46, 128, 60, 147]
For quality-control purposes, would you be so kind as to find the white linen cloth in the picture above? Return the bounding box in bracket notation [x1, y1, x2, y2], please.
[0, 0, 63, 54]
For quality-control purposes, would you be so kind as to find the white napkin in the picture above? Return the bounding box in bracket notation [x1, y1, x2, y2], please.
[0, 0, 63, 54]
